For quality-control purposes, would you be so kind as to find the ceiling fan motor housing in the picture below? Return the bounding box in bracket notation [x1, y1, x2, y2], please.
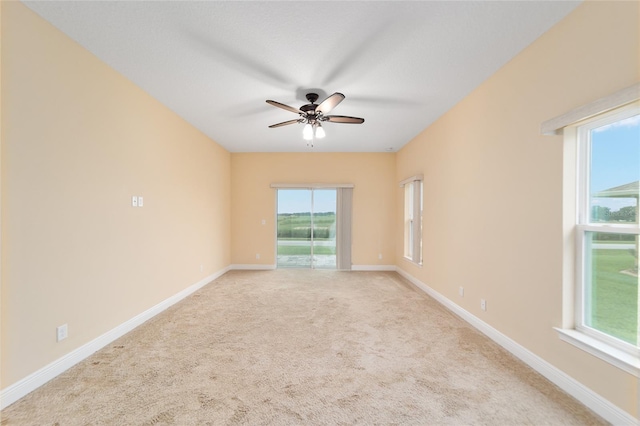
[301, 93, 320, 120]
[300, 104, 317, 113]
[300, 93, 321, 124]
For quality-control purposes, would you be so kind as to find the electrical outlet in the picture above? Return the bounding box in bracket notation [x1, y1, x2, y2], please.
[481, 299, 487, 311]
[200, 264, 203, 272]
[261, 219, 266, 225]
[459, 286, 464, 297]
[138, 196, 144, 207]
[57, 324, 68, 342]
[378, 253, 383, 260]
[256, 253, 260, 260]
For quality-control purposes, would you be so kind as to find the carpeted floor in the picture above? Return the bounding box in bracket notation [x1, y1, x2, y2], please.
[2, 270, 606, 425]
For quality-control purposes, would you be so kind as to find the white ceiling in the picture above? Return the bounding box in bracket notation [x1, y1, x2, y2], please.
[23, 1, 579, 153]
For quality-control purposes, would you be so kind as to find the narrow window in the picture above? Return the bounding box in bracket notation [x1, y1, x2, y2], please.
[401, 176, 423, 265]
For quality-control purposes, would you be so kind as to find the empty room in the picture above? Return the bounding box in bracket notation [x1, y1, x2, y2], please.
[1, 1, 639, 424]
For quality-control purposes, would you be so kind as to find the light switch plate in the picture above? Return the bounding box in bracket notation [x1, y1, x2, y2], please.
[132, 196, 138, 207]
[138, 196, 144, 207]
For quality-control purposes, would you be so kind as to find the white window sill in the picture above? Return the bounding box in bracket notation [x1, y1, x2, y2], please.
[403, 256, 423, 267]
[554, 328, 639, 377]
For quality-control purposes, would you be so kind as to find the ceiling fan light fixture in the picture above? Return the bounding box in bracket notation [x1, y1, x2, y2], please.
[303, 123, 313, 140]
[266, 92, 364, 146]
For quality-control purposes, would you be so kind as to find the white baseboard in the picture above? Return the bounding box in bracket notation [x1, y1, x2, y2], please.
[395, 268, 638, 426]
[351, 265, 397, 271]
[0, 267, 231, 410]
[230, 264, 396, 272]
[229, 264, 277, 270]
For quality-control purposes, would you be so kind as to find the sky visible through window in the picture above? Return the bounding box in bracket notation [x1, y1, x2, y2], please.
[277, 189, 336, 214]
[590, 114, 640, 212]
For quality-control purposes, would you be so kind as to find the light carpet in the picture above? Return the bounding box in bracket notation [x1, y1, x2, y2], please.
[1, 270, 606, 425]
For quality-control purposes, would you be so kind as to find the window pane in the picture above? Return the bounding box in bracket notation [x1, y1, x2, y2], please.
[584, 231, 638, 345]
[277, 190, 312, 268]
[404, 183, 414, 258]
[312, 189, 336, 269]
[419, 180, 423, 264]
[276, 189, 338, 269]
[589, 114, 640, 224]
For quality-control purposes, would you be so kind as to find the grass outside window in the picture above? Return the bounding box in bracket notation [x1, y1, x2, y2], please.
[587, 245, 638, 345]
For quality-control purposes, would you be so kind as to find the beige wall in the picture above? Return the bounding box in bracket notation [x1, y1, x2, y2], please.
[396, 1, 639, 418]
[1, 2, 230, 388]
[231, 153, 395, 267]
[2, 0, 638, 420]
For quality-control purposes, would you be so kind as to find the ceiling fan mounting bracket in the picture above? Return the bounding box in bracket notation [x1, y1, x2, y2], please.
[305, 93, 319, 104]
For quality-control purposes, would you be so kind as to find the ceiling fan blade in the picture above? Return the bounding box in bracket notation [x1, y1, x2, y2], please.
[317, 92, 345, 115]
[266, 100, 302, 115]
[268, 119, 301, 128]
[325, 115, 365, 124]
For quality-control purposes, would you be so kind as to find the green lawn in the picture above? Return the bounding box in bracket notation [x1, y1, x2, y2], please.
[589, 248, 638, 345]
[277, 213, 335, 239]
[277, 243, 336, 256]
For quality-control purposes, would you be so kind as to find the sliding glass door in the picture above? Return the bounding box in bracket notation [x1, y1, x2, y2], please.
[277, 189, 336, 269]
[312, 190, 337, 269]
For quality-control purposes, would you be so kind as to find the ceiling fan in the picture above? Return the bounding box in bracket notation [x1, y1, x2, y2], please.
[266, 92, 364, 146]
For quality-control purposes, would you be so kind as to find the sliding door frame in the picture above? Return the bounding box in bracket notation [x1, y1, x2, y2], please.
[272, 183, 354, 270]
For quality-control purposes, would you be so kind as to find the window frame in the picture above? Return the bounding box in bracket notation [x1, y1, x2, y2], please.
[574, 105, 640, 357]
[542, 84, 640, 377]
[400, 175, 423, 266]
